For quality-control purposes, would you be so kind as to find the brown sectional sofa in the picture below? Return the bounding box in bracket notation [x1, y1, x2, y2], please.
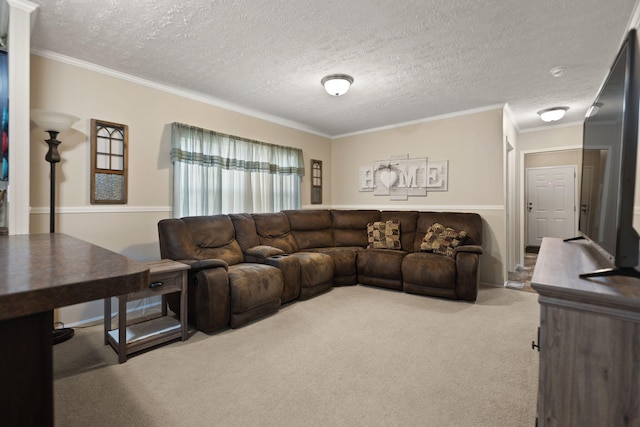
[158, 209, 483, 333]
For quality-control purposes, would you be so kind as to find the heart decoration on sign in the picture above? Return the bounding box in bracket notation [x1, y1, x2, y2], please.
[379, 169, 398, 188]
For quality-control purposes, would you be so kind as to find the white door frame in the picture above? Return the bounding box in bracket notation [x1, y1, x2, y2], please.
[518, 145, 581, 267]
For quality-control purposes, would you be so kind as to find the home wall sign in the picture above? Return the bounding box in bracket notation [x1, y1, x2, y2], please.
[359, 154, 448, 200]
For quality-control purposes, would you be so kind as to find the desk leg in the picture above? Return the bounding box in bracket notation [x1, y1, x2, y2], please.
[104, 297, 111, 345]
[180, 271, 188, 340]
[118, 296, 127, 363]
[0, 310, 54, 426]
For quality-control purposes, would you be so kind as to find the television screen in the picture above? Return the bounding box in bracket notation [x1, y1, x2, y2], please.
[578, 29, 640, 273]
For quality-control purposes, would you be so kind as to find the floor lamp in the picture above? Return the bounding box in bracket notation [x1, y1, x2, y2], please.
[31, 109, 80, 345]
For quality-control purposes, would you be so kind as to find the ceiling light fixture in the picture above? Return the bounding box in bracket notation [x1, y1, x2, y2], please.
[537, 106, 569, 122]
[550, 66, 567, 77]
[586, 102, 602, 118]
[321, 74, 354, 96]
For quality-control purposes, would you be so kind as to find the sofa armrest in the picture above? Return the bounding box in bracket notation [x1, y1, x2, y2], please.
[453, 244, 483, 256]
[165, 259, 231, 333]
[176, 258, 229, 272]
[244, 245, 285, 263]
[453, 250, 481, 302]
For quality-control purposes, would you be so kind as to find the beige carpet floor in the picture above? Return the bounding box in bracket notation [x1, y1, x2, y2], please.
[54, 284, 540, 427]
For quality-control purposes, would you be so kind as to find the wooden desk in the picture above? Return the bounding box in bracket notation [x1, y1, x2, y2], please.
[0, 233, 149, 426]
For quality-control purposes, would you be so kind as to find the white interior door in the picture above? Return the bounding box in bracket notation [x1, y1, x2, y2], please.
[526, 166, 577, 247]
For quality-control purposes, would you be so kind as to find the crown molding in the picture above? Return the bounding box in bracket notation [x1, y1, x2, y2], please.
[31, 49, 333, 139]
[8, 0, 38, 13]
[519, 120, 583, 134]
[332, 104, 505, 139]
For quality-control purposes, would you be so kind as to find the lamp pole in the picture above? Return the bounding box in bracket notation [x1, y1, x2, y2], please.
[44, 130, 60, 233]
[31, 109, 80, 346]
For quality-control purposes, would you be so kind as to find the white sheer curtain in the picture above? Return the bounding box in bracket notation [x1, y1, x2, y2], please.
[170, 123, 304, 217]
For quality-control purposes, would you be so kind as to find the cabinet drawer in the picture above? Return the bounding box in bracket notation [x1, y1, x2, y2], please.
[125, 271, 183, 300]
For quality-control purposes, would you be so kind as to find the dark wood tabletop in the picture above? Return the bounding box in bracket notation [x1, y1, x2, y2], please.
[0, 233, 150, 320]
[0, 233, 151, 426]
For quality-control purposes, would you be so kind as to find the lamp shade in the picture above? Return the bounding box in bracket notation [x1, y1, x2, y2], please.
[537, 107, 568, 122]
[321, 74, 354, 96]
[31, 110, 80, 133]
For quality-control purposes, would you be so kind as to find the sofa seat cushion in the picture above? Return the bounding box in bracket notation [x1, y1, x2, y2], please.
[227, 263, 283, 313]
[357, 249, 408, 290]
[402, 252, 456, 289]
[306, 246, 362, 286]
[291, 252, 334, 299]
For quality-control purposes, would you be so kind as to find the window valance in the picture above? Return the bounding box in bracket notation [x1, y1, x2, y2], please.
[170, 123, 305, 176]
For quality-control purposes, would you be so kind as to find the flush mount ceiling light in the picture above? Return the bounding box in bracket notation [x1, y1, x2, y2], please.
[537, 106, 569, 122]
[321, 74, 354, 96]
[550, 66, 567, 77]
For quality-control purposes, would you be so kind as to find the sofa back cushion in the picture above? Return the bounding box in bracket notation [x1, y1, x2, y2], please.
[181, 215, 245, 265]
[229, 213, 260, 252]
[414, 212, 483, 252]
[158, 218, 196, 260]
[283, 210, 333, 250]
[380, 211, 419, 251]
[331, 210, 380, 247]
[252, 212, 299, 253]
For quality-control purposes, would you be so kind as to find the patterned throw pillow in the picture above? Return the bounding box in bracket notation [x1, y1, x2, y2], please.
[366, 219, 401, 250]
[420, 222, 467, 256]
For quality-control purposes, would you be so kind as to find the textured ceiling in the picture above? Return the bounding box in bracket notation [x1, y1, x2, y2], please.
[28, 0, 639, 137]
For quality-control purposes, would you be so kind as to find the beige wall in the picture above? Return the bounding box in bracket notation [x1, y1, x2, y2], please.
[30, 54, 332, 325]
[30, 54, 332, 250]
[524, 149, 581, 169]
[518, 124, 583, 152]
[332, 108, 506, 285]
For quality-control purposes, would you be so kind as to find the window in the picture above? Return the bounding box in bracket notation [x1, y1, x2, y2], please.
[90, 119, 128, 204]
[170, 123, 305, 216]
[311, 159, 322, 204]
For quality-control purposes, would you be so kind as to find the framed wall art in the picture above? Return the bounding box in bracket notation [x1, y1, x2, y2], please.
[90, 119, 128, 204]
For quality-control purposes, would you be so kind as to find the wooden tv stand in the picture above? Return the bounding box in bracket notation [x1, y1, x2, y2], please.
[531, 237, 640, 426]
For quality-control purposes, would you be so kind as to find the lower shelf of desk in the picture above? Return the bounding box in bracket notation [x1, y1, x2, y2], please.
[106, 316, 182, 356]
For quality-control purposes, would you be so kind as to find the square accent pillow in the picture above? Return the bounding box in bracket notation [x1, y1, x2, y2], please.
[367, 219, 401, 250]
[420, 222, 467, 256]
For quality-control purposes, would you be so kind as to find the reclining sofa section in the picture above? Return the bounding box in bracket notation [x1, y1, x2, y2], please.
[158, 210, 483, 333]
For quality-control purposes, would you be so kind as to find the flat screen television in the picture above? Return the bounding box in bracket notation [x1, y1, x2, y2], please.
[572, 29, 640, 279]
